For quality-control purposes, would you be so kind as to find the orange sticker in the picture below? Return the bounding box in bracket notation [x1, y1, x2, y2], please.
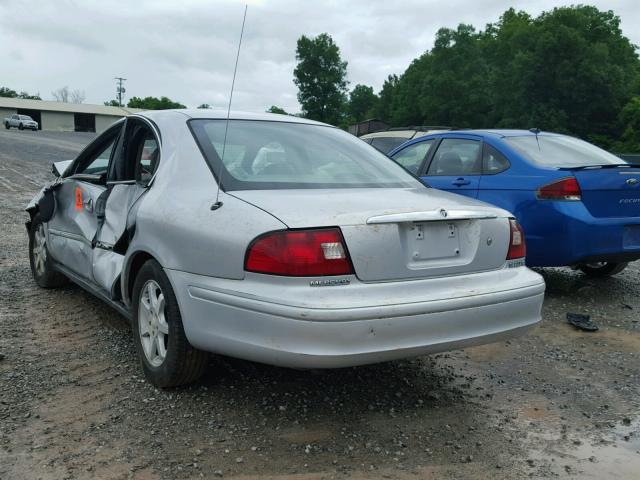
[75, 187, 83, 211]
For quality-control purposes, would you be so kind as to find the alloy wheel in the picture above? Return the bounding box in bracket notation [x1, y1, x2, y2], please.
[138, 280, 169, 367]
[32, 223, 47, 276]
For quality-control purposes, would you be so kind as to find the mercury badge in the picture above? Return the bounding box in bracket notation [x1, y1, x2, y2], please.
[439, 208, 448, 218]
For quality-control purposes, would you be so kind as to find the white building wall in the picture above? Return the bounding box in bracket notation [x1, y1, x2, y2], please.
[96, 115, 122, 133]
[41, 111, 74, 131]
[0, 107, 17, 123]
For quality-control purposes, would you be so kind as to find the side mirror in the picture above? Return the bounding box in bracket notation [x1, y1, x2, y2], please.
[52, 159, 73, 177]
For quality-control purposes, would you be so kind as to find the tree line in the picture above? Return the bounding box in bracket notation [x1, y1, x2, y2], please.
[289, 5, 640, 152]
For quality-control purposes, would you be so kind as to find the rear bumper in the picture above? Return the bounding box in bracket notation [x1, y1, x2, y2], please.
[166, 267, 545, 368]
[524, 202, 640, 266]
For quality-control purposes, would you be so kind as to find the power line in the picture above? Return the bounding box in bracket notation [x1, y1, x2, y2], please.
[114, 77, 127, 107]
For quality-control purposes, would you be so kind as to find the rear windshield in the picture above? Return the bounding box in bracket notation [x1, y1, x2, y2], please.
[505, 135, 626, 167]
[190, 119, 421, 190]
[369, 136, 407, 154]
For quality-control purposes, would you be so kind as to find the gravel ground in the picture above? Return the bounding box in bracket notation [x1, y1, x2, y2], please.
[1, 129, 639, 480]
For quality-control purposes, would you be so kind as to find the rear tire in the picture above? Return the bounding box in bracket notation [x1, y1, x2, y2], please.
[578, 262, 628, 277]
[132, 259, 208, 387]
[28, 213, 68, 288]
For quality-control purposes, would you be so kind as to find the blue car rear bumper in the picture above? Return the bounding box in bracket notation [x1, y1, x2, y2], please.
[523, 201, 640, 267]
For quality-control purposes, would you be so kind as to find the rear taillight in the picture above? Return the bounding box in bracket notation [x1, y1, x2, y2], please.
[537, 177, 581, 201]
[245, 228, 354, 276]
[506, 219, 526, 260]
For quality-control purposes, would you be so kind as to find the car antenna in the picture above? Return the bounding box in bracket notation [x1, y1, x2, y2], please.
[529, 127, 541, 150]
[211, 4, 248, 211]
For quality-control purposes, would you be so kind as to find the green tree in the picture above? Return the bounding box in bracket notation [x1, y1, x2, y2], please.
[266, 105, 288, 115]
[487, 6, 639, 140]
[104, 100, 120, 106]
[374, 75, 399, 122]
[0, 87, 17, 97]
[293, 33, 348, 125]
[197, 103, 211, 109]
[18, 91, 41, 100]
[615, 96, 640, 153]
[348, 84, 378, 122]
[127, 96, 186, 110]
[371, 5, 640, 147]
[0, 87, 41, 99]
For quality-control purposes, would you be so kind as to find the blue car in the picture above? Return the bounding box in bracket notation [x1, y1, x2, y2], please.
[388, 129, 640, 276]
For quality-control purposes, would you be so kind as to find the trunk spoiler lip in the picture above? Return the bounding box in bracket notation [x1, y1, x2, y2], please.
[366, 209, 499, 225]
[557, 164, 636, 171]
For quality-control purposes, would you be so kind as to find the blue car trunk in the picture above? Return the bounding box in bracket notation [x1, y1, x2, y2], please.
[570, 166, 640, 218]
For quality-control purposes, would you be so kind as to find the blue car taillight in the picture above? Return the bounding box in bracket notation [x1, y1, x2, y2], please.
[537, 177, 582, 201]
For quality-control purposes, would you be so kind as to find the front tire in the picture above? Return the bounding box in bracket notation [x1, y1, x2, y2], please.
[29, 213, 68, 288]
[578, 262, 628, 277]
[4, 122, 9, 129]
[18, 123, 24, 130]
[132, 259, 208, 387]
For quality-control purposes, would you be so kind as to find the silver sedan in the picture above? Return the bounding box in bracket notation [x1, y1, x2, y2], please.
[26, 110, 545, 387]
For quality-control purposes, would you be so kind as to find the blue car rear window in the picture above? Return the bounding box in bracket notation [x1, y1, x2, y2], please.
[505, 135, 626, 167]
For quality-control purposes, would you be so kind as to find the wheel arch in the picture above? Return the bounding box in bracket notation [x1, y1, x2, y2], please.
[124, 250, 158, 306]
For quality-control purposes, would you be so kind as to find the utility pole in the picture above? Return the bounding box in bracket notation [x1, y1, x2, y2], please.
[114, 77, 126, 107]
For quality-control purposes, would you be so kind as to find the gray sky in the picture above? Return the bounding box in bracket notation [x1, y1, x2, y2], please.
[1, 0, 638, 113]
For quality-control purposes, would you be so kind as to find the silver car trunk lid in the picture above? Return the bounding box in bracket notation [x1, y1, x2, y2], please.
[231, 188, 513, 282]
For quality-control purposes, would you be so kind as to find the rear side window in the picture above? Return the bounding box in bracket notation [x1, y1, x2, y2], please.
[189, 119, 420, 190]
[483, 144, 510, 174]
[391, 140, 434, 174]
[427, 138, 481, 176]
[136, 137, 160, 184]
[370, 137, 408, 154]
[505, 135, 626, 167]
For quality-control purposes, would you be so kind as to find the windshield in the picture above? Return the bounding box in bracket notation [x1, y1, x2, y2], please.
[190, 119, 421, 190]
[505, 135, 626, 167]
[19, 115, 33, 121]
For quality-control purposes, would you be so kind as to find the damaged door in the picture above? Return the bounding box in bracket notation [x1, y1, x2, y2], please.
[91, 120, 160, 294]
[46, 125, 122, 280]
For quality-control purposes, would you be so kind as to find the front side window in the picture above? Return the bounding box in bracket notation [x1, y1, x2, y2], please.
[391, 140, 434, 174]
[505, 135, 627, 167]
[81, 141, 115, 175]
[73, 126, 121, 177]
[190, 120, 421, 190]
[427, 138, 482, 176]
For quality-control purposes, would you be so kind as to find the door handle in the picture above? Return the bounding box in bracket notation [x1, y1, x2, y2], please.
[452, 178, 470, 186]
[84, 198, 93, 212]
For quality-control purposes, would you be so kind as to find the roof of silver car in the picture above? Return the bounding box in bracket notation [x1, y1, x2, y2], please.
[138, 109, 330, 126]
